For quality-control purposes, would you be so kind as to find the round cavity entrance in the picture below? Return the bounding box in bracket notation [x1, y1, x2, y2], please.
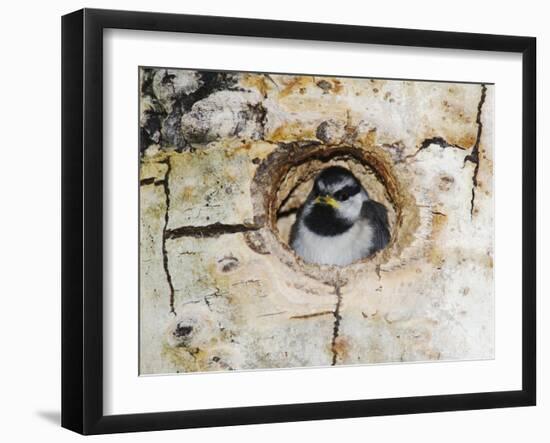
[246, 142, 418, 281]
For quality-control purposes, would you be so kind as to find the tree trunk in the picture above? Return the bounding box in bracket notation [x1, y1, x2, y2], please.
[139, 70, 494, 374]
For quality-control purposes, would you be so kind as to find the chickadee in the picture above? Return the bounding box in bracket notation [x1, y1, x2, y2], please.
[290, 166, 390, 266]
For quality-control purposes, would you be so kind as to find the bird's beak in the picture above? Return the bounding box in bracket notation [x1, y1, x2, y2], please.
[314, 195, 339, 209]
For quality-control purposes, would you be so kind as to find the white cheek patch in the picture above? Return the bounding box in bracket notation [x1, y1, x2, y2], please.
[338, 193, 364, 221]
[326, 177, 356, 194]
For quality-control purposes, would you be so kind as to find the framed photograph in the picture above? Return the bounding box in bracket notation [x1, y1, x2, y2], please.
[62, 8, 536, 434]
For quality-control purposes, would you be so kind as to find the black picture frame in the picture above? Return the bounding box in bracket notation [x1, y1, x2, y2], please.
[62, 8, 536, 435]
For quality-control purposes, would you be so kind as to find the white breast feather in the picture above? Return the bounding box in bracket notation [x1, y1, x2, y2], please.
[292, 219, 374, 266]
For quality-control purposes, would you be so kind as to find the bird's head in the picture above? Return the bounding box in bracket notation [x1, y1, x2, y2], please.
[303, 166, 368, 235]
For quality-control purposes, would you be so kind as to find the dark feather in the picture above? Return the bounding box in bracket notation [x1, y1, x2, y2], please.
[316, 166, 359, 187]
[289, 206, 303, 247]
[303, 204, 353, 237]
[361, 200, 390, 254]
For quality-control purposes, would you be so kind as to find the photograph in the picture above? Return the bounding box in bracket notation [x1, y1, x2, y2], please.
[139, 67, 495, 375]
[0, 0, 545, 438]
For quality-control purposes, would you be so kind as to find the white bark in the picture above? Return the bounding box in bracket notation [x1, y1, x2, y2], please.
[139, 72, 494, 374]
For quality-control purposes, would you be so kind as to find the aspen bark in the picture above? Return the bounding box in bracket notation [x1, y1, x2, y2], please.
[139, 69, 494, 374]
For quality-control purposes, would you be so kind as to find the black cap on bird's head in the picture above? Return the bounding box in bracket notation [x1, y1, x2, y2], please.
[316, 166, 359, 187]
[313, 166, 367, 204]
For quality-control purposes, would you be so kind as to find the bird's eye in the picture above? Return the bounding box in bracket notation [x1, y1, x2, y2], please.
[336, 191, 349, 201]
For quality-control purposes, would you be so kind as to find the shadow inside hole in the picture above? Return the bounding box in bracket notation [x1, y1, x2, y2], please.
[274, 156, 397, 254]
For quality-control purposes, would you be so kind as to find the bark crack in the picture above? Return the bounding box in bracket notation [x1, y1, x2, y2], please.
[257, 311, 287, 318]
[464, 84, 487, 217]
[160, 158, 176, 315]
[140, 177, 165, 186]
[406, 136, 468, 160]
[290, 310, 333, 320]
[330, 284, 343, 366]
[165, 222, 260, 239]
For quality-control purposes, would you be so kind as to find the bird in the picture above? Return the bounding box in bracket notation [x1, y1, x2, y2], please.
[289, 166, 390, 266]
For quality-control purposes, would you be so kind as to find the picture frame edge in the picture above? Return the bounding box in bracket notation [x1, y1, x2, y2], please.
[61, 8, 537, 435]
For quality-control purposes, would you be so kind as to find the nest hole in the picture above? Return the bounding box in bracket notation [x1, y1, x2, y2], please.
[247, 143, 417, 280]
